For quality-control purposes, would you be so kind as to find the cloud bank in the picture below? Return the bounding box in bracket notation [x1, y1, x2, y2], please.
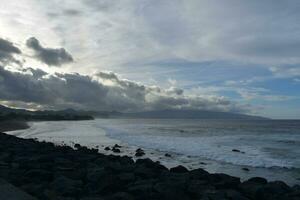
[1, 0, 299, 118]
[26, 37, 73, 66]
[0, 38, 21, 65]
[0, 66, 247, 113]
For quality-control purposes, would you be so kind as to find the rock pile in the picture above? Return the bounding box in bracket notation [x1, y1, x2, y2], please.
[0, 132, 299, 200]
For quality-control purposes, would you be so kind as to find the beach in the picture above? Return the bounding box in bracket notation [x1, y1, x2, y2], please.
[1, 120, 299, 200]
[9, 119, 300, 186]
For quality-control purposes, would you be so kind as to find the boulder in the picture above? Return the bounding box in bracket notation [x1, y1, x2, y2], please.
[239, 177, 268, 199]
[189, 168, 210, 180]
[105, 192, 134, 200]
[210, 173, 241, 189]
[255, 181, 292, 200]
[114, 144, 122, 148]
[74, 143, 81, 149]
[170, 165, 188, 173]
[224, 189, 250, 200]
[127, 181, 153, 195]
[135, 151, 145, 157]
[112, 147, 121, 153]
[118, 173, 135, 183]
[186, 179, 215, 198]
[51, 175, 83, 197]
[24, 169, 53, 183]
[86, 167, 106, 183]
[247, 177, 268, 185]
[153, 181, 190, 200]
[135, 158, 168, 176]
[135, 148, 145, 157]
[242, 168, 250, 171]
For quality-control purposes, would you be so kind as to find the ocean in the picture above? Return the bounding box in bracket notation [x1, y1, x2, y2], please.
[8, 119, 300, 185]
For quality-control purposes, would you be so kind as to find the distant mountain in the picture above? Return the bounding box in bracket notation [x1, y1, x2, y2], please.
[0, 104, 268, 120]
[113, 109, 268, 120]
[0, 105, 94, 121]
[0, 104, 29, 114]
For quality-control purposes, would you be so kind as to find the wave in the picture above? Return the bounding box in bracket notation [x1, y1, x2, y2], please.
[103, 126, 298, 169]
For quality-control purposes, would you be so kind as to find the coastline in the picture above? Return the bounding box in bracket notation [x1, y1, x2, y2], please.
[0, 120, 30, 132]
[0, 122, 299, 199]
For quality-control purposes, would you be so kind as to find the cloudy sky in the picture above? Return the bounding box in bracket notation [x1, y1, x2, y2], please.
[0, 0, 300, 119]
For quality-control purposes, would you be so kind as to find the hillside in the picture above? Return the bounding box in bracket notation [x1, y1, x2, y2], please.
[0, 105, 94, 121]
[114, 109, 268, 120]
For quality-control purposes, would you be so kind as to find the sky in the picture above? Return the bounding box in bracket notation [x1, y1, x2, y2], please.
[0, 0, 300, 119]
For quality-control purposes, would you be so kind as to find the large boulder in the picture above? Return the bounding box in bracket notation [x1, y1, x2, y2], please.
[186, 179, 215, 198]
[210, 173, 241, 189]
[105, 192, 134, 200]
[189, 168, 210, 180]
[51, 175, 83, 197]
[118, 172, 135, 183]
[255, 181, 292, 200]
[24, 169, 53, 183]
[135, 148, 145, 157]
[247, 177, 268, 185]
[239, 177, 269, 199]
[170, 165, 188, 173]
[127, 180, 154, 197]
[86, 167, 106, 183]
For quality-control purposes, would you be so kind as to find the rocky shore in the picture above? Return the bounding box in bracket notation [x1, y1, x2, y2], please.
[0, 120, 29, 132]
[0, 132, 299, 200]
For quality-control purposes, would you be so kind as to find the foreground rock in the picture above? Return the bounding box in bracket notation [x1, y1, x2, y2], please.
[0, 132, 299, 200]
[0, 178, 37, 200]
[135, 148, 145, 157]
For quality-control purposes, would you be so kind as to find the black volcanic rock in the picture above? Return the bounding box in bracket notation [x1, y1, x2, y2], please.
[135, 148, 145, 157]
[74, 143, 81, 149]
[114, 144, 122, 148]
[0, 132, 297, 200]
[112, 147, 121, 153]
[242, 167, 250, 171]
[170, 165, 188, 173]
[164, 153, 172, 157]
[247, 177, 268, 185]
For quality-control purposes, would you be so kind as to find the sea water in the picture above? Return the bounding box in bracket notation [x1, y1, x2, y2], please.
[8, 119, 300, 185]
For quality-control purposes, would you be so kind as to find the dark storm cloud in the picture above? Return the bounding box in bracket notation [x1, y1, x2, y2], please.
[0, 67, 53, 104]
[0, 66, 247, 112]
[0, 66, 107, 109]
[0, 38, 21, 65]
[26, 37, 73, 66]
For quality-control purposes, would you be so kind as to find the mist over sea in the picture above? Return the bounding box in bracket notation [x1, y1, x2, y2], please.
[9, 119, 300, 185]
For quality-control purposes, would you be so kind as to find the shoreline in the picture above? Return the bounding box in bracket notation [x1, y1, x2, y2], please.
[0, 120, 30, 132]
[6, 120, 300, 185]
[0, 125, 299, 199]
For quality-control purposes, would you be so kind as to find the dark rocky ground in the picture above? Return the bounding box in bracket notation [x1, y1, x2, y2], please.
[0, 132, 299, 200]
